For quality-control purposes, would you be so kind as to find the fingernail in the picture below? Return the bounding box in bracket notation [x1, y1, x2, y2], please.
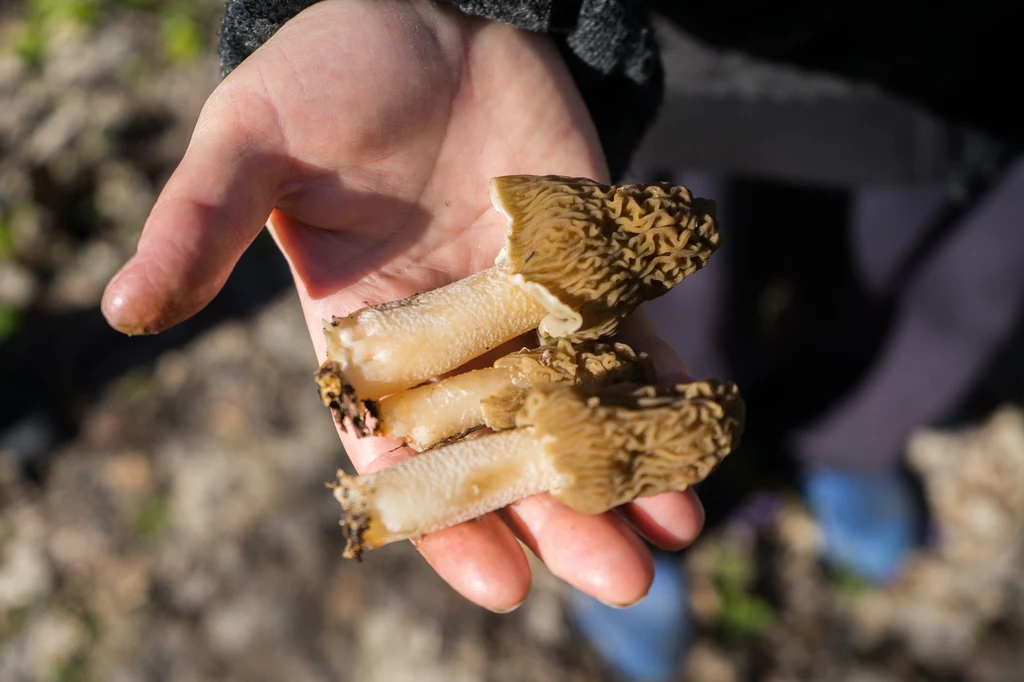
[487, 599, 525, 614]
[101, 279, 144, 335]
[101, 257, 169, 336]
[598, 592, 648, 610]
[101, 259, 133, 325]
[693, 493, 706, 533]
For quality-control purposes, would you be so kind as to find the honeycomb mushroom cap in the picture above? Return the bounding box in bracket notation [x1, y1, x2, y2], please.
[490, 175, 720, 339]
[515, 380, 745, 514]
[481, 339, 656, 430]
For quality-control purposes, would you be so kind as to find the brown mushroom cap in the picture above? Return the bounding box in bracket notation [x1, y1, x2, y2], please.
[490, 175, 720, 339]
[481, 338, 656, 430]
[515, 380, 745, 514]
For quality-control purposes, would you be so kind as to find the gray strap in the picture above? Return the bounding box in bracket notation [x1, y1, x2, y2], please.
[631, 18, 1007, 187]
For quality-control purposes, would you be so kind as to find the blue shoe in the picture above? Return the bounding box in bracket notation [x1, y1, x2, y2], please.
[567, 551, 691, 682]
[802, 464, 921, 585]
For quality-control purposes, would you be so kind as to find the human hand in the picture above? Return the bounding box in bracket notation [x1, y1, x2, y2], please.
[102, 0, 705, 612]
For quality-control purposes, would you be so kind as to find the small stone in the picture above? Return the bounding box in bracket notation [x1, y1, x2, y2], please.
[0, 508, 54, 610]
[0, 261, 37, 307]
[103, 453, 153, 495]
[683, 643, 738, 682]
[26, 609, 85, 677]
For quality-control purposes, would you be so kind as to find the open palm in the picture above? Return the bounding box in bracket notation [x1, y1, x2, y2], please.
[103, 0, 704, 611]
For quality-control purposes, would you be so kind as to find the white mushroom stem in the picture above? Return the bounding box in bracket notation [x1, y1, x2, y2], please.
[373, 367, 512, 450]
[332, 428, 569, 559]
[323, 266, 546, 400]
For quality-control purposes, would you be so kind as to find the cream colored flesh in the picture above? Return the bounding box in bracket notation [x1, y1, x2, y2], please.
[322, 267, 547, 400]
[375, 366, 514, 451]
[509, 273, 582, 338]
[336, 428, 569, 550]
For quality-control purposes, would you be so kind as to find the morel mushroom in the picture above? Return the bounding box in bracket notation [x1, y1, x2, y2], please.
[330, 379, 744, 559]
[368, 339, 656, 451]
[317, 174, 720, 432]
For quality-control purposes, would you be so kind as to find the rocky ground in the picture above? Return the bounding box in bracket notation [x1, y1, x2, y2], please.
[2, 4, 1024, 682]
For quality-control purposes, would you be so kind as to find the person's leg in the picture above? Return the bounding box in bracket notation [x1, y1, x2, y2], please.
[567, 550, 692, 682]
[795, 159, 1024, 473]
[794, 157, 1024, 581]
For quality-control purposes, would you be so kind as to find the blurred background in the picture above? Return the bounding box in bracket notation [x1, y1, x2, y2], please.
[1, 2, 1023, 681]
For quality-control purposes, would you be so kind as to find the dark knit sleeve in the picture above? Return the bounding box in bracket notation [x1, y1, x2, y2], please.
[217, 0, 663, 181]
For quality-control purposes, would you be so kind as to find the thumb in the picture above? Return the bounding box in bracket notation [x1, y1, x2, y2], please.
[101, 95, 282, 335]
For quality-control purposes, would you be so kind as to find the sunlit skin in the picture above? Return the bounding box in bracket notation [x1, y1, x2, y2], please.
[101, 0, 705, 612]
